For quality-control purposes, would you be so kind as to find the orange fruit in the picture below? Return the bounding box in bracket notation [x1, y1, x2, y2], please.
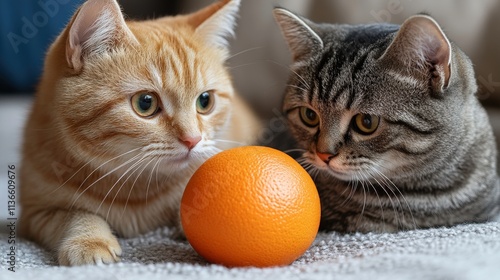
[180, 146, 321, 267]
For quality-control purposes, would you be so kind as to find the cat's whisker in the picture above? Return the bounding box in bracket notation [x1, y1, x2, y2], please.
[359, 170, 386, 229]
[355, 172, 368, 229]
[154, 157, 162, 194]
[264, 59, 310, 90]
[337, 179, 354, 207]
[370, 162, 417, 230]
[341, 174, 359, 209]
[69, 151, 144, 211]
[296, 157, 321, 181]
[285, 84, 309, 92]
[311, 167, 321, 182]
[228, 61, 267, 71]
[211, 138, 245, 147]
[48, 145, 126, 195]
[283, 148, 307, 156]
[97, 153, 150, 218]
[367, 166, 404, 227]
[145, 156, 161, 207]
[197, 145, 222, 163]
[48, 155, 98, 196]
[294, 155, 313, 176]
[69, 147, 143, 197]
[105, 164, 149, 223]
[120, 154, 155, 220]
[227, 46, 263, 60]
[365, 167, 400, 228]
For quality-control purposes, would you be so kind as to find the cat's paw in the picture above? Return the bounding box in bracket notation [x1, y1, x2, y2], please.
[58, 236, 122, 266]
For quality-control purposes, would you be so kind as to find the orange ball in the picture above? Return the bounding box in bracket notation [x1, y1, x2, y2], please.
[180, 146, 321, 267]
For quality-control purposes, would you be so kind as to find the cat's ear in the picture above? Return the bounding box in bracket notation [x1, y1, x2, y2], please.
[66, 0, 138, 73]
[273, 8, 323, 62]
[380, 15, 452, 92]
[188, 0, 240, 52]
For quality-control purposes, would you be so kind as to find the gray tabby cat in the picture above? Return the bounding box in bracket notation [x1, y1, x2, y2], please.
[273, 8, 500, 232]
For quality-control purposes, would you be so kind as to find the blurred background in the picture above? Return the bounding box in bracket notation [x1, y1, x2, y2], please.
[1, 0, 500, 227]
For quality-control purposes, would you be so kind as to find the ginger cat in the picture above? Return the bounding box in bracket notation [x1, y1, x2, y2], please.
[19, 0, 260, 266]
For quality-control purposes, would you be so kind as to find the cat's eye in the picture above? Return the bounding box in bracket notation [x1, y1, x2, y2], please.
[131, 92, 160, 117]
[352, 114, 380, 135]
[299, 107, 320, 127]
[196, 91, 215, 114]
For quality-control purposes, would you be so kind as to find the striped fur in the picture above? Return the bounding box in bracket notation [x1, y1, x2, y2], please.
[274, 9, 500, 233]
[19, 0, 259, 266]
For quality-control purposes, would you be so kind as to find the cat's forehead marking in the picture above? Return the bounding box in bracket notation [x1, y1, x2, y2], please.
[318, 104, 351, 128]
[387, 70, 422, 87]
[145, 64, 175, 116]
[148, 64, 164, 89]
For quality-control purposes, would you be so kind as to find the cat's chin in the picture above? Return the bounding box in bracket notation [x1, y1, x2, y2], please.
[157, 150, 211, 175]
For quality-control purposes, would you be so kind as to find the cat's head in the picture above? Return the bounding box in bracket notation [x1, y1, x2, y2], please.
[274, 9, 479, 183]
[41, 0, 243, 175]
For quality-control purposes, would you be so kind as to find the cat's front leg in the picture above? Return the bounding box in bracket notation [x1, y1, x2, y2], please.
[20, 207, 122, 266]
[57, 211, 122, 266]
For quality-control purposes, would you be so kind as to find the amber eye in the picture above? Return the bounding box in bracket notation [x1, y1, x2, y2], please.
[131, 92, 160, 117]
[299, 107, 320, 127]
[196, 91, 215, 114]
[353, 114, 380, 135]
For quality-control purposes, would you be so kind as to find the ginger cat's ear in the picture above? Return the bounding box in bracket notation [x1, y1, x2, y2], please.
[66, 0, 138, 73]
[188, 0, 240, 53]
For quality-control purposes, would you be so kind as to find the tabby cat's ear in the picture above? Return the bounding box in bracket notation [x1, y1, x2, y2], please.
[188, 0, 240, 53]
[380, 15, 452, 92]
[273, 8, 323, 62]
[66, 0, 138, 73]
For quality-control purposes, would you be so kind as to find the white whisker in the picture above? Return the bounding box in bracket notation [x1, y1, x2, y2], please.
[49, 146, 141, 196]
[370, 161, 417, 230]
[212, 138, 245, 147]
[97, 154, 150, 218]
[359, 169, 385, 229]
[227, 46, 263, 60]
[120, 155, 157, 219]
[265, 59, 310, 90]
[285, 84, 309, 92]
[69, 151, 143, 211]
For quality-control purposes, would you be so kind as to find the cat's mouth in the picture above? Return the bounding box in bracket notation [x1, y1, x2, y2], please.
[160, 151, 195, 168]
[311, 153, 360, 181]
[321, 165, 357, 181]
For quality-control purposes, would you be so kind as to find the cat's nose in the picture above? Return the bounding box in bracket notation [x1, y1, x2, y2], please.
[179, 135, 201, 150]
[316, 151, 336, 163]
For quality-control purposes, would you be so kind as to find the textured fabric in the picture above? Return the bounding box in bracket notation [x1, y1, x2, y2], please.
[1, 222, 500, 279]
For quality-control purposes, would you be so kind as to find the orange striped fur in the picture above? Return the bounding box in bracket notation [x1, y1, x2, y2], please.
[19, 0, 259, 266]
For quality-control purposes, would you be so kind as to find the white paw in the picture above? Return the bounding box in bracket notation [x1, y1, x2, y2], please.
[58, 236, 122, 266]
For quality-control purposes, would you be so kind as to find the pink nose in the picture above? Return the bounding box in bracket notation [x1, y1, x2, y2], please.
[180, 135, 201, 150]
[317, 152, 334, 163]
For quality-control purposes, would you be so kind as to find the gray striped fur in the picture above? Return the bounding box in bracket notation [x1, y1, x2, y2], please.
[274, 8, 500, 232]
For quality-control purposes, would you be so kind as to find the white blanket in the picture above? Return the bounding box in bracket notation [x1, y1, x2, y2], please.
[1, 222, 500, 279]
